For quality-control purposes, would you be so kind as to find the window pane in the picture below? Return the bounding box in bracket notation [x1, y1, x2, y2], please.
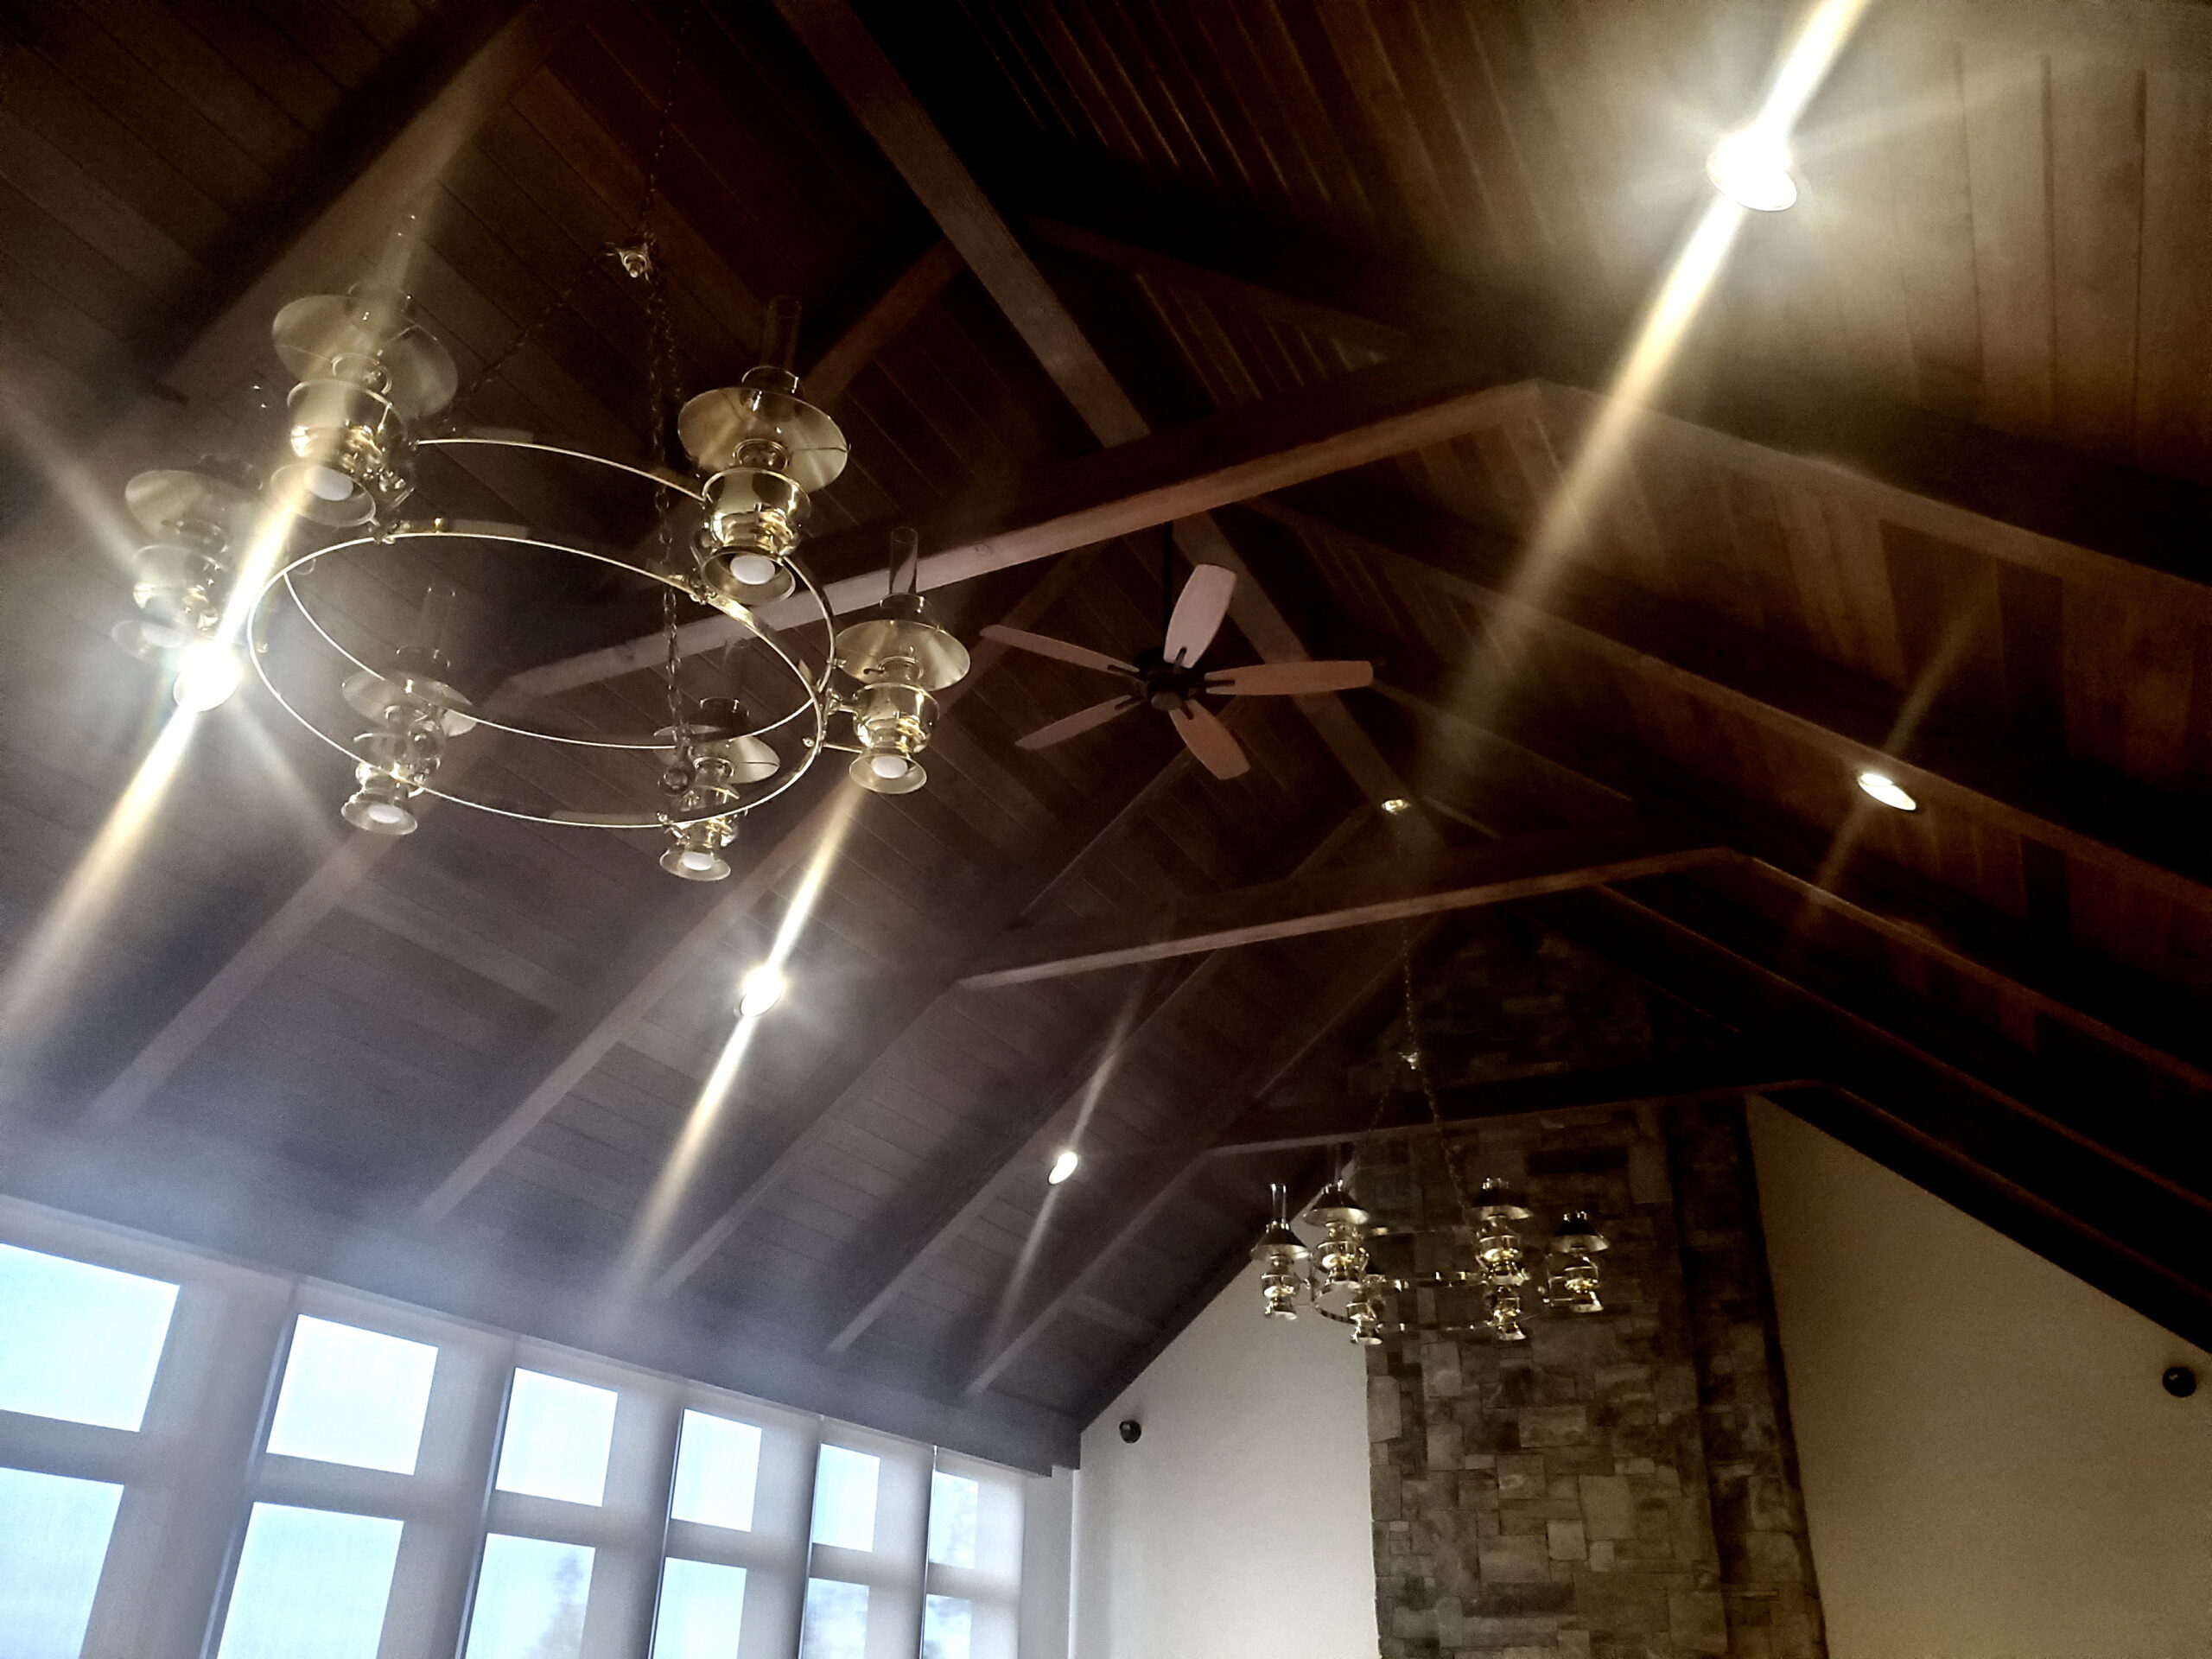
[0, 1466, 122, 1659]
[671, 1411, 760, 1531]
[922, 1595, 973, 1659]
[494, 1370, 617, 1505]
[464, 1534, 593, 1659]
[653, 1559, 747, 1659]
[264, 1317, 438, 1474]
[927, 1471, 979, 1568]
[215, 1503, 403, 1659]
[809, 1446, 879, 1551]
[0, 1243, 177, 1430]
[798, 1578, 869, 1659]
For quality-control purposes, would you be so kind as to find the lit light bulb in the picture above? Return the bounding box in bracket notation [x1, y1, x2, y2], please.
[738, 964, 786, 1019]
[342, 791, 417, 836]
[1047, 1149, 1079, 1185]
[171, 639, 241, 711]
[727, 552, 779, 587]
[1854, 769, 1917, 812]
[660, 844, 730, 881]
[1707, 127, 1798, 212]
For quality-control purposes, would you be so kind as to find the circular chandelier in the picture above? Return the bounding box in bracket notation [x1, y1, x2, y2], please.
[1252, 910, 1610, 1344]
[1254, 1176, 1608, 1346]
[105, 272, 970, 880]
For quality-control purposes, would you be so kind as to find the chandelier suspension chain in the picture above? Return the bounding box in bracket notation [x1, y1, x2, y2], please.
[453, 1, 696, 423]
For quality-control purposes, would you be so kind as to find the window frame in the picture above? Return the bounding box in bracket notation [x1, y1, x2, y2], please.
[0, 1197, 1044, 1659]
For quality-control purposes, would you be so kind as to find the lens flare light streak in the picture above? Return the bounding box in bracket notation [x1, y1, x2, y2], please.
[0, 470, 326, 1098]
[1417, 0, 1871, 753]
[620, 786, 862, 1287]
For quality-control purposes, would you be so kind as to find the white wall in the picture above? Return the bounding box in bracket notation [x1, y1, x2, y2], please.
[1071, 1261, 1378, 1659]
[1748, 1098, 2212, 1659]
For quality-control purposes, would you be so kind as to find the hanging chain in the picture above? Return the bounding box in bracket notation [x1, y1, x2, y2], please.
[451, 1, 695, 423]
[1390, 814, 1478, 1236]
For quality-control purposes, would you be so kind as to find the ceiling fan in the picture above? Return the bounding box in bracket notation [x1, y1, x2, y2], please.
[982, 557, 1373, 779]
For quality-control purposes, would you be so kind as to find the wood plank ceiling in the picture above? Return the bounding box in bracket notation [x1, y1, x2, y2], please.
[4, 0, 2212, 1470]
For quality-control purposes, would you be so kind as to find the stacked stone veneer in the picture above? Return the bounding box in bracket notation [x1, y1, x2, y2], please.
[1357, 1097, 1825, 1659]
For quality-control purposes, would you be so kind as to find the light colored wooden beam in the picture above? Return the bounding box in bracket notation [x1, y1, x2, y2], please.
[504, 359, 1535, 699]
[804, 238, 963, 405]
[957, 823, 1736, 989]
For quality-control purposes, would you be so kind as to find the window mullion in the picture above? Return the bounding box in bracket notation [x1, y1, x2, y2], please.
[381, 1328, 513, 1659]
[95, 1268, 292, 1659]
[579, 1381, 682, 1659]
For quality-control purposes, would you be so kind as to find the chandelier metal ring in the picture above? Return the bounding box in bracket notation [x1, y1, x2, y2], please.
[250, 526, 831, 830]
[264, 529, 833, 749]
[419, 433, 844, 735]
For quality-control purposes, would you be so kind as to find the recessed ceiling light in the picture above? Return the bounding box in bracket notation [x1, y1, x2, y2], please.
[1707, 128, 1798, 212]
[1047, 1149, 1080, 1185]
[737, 964, 786, 1019]
[1855, 770, 1917, 812]
[1380, 797, 1412, 816]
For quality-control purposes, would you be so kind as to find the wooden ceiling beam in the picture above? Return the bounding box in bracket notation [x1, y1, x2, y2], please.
[763, 0, 1419, 817]
[1523, 885, 2212, 1352]
[1205, 1054, 1822, 1157]
[417, 552, 1097, 1222]
[963, 935, 1413, 1399]
[813, 804, 1377, 1357]
[1378, 683, 2212, 1100]
[644, 714, 1213, 1298]
[957, 821, 1736, 989]
[1263, 486, 2212, 912]
[508, 353, 1534, 699]
[1039, 208, 2212, 621]
[803, 238, 964, 406]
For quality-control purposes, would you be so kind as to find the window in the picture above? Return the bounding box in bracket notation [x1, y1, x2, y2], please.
[928, 1471, 979, 1568]
[214, 1503, 404, 1659]
[922, 1593, 973, 1659]
[671, 1409, 761, 1531]
[0, 1198, 1043, 1659]
[798, 1577, 871, 1659]
[654, 1558, 748, 1659]
[0, 1466, 123, 1659]
[810, 1445, 880, 1552]
[0, 1242, 177, 1430]
[465, 1534, 593, 1659]
[264, 1316, 438, 1473]
[494, 1370, 617, 1505]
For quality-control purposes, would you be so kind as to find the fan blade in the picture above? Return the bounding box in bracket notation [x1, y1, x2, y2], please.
[1164, 563, 1236, 666]
[1170, 701, 1251, 779]
[1017, 696, 1140, 749]
[1205, 659, 1375, 696]
[980, 625, 1136, 676]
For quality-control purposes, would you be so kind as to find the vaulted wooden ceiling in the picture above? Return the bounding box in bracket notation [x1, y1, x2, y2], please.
[5, 0, 2212, 1471]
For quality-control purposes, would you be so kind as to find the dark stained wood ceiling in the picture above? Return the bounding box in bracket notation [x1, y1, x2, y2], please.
[6, 0, 2212, 1471]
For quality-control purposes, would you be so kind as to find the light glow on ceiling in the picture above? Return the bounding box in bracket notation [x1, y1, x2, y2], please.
[1854, 770, 1918, 812]
[619, 783, 865, 1293]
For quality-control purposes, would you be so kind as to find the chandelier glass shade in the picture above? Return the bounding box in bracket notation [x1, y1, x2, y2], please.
[111, 276, 973, 877]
